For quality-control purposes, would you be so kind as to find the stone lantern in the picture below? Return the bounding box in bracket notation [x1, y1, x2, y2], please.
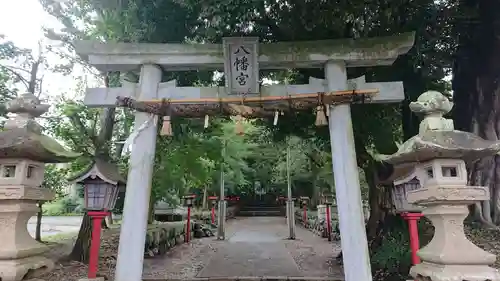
[0, 93, 80, 281]
[379, 91, 500, 281]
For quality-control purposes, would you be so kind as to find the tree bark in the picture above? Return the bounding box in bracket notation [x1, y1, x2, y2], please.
[452, 0, 500, 225]
[35, 202, 43, 242]
[69, 213, 92, 263]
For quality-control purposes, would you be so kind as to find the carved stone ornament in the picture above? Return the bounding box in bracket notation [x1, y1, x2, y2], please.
[378, 91, 500, 281]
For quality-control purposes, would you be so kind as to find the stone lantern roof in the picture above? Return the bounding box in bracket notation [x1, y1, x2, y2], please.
[0, 93, 80, 162]
[68, 158, 126, 186]
[377, 91, 500, 182]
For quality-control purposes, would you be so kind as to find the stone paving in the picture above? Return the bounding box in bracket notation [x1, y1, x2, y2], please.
[143, 217, 344, 280]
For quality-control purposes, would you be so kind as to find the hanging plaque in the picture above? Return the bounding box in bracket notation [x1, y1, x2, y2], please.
[223, 37, 260, 95]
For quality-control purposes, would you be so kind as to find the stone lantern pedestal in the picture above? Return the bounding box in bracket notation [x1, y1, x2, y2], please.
[408, 159, 499, 281]
[0, 160, 55, 281]
[0, 93, 80, 281]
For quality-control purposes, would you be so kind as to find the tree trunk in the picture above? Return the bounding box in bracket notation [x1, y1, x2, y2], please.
[107, 212, 114, 226]
[311, 165, 320, 207]
[69, 213, 92, 263]
[148, 195, 155, 224]
[365, 165, 395, 249]
[35, 202, 43, 242]
[101, 217, 108, 229]
[452, 0, 500, 225]
[202, 185, 208, 209]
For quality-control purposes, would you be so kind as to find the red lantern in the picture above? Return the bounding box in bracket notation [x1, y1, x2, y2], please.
[68, 160, 125, 279]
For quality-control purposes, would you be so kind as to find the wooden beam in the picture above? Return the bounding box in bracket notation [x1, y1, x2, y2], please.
[114, 89, 378, 118]
[141, 89, 378, 104]
[74, 32, 415, 72]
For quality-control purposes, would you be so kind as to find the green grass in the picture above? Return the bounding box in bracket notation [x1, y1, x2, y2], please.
[43, 231, 79, 242]
[41, 220, 123, 243]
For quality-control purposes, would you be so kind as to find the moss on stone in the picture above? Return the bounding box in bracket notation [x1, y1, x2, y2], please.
[260, 32, 416, 60]
[35, 134, 81, 160]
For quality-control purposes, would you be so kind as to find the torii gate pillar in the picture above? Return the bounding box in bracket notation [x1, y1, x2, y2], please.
[114, 64, 161, 281]
[326, 61, 372, 281]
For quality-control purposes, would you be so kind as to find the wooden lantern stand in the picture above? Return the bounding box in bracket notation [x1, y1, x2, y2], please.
[88, 211, 109, 279]
[183, 195, 196, 243]
[401, 212, 424, 265]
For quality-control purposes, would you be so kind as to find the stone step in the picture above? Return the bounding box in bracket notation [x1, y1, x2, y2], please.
[238, 211, 284, 217]
[143, 277, 342, 281]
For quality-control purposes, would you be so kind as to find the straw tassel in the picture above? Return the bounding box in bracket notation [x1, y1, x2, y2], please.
[273, 111, 279, 126]
[315, 106, 328, 126]
[204, 114, 209, 128]
[161, 115, 173, 136]
[235, 115, 244, 135]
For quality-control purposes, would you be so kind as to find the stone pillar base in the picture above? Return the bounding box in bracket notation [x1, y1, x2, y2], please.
[0, 256, 54, 281]
[411, 262, 500, 281]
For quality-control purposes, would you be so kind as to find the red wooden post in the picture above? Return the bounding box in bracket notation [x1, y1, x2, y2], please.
[183, 195, 196, 243]
[186, 205, 191, 243]
[208, 196, 218, 224]
[401, 212, 424, 265]
[88, 211, 108, 279]
[326, 203, 332, 241]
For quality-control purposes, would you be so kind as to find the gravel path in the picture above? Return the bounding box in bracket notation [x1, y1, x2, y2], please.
[284, 223, 343, 278]
[143, 217, 344, 279]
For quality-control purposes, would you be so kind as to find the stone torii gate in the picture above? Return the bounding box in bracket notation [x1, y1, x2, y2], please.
[75, 33, 415, 281]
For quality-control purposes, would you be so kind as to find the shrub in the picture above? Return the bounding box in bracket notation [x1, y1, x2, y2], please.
[42, 196, 84, 216]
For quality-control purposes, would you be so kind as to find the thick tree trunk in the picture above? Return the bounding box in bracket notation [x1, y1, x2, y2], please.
[69, 213, 92, 263]
[148, 195, 155, 224]
[365, 165, 395, 249]
[35, 202, 43, 242]
[452, 0, 500, 226]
